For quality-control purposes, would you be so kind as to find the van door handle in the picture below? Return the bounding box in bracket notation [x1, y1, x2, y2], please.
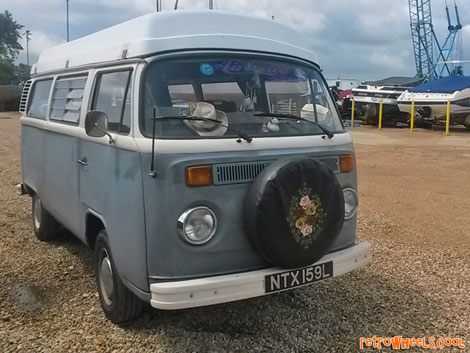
[77, 158, 88, 166]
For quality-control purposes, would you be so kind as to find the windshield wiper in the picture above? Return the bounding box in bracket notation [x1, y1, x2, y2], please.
[148, 113, 252, 178]
[254, 112, 334, 139]
[154, 116, 253, 143]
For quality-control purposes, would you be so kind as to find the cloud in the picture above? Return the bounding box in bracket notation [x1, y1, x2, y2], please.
[16, 31, 62, 65]
[95, 0, 154, 12]
[2, 0, 469, 81]
[462, 24, 470, 38]
[27, 31, 62, 56]
[368, 52, 407, 72]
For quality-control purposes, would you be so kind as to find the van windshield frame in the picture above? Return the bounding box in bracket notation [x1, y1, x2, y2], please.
[140, 53, 344, 139]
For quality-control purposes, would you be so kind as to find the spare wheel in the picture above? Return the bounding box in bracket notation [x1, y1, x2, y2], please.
[244, 158, 345, 268]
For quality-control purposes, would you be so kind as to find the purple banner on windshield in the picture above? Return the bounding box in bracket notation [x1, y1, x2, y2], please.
[212, 59, 306, 81]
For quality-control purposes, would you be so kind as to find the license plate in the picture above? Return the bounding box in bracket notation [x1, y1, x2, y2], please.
[265, 261, 333, 293]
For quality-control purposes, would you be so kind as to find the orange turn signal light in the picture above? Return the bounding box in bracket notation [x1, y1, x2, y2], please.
[339, 155, 354, 173]
[185, 165, 212, 187]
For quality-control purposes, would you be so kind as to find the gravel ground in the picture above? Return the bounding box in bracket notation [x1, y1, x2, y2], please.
[0, 113, 469, 352]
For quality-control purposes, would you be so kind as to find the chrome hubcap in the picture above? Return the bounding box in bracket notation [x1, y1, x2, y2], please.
[34, 197, 41, 230]
[99, 251, 114, 306]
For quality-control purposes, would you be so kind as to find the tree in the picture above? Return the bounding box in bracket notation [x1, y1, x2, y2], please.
[15, 63, 31, 79]
[0, 58, 15, 84]
[0, 11, 26, 84]
[0, 10, 23, 60]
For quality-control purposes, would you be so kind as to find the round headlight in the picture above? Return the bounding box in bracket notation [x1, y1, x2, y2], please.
[343, 188, 358, 220]
[177, 207, 217, 245]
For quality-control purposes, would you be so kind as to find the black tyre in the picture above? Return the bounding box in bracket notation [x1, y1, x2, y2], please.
[416, 119, 432, 129]
[32, 194, 60, 241]
[244, 158, 345, 268]
[364, 104, 377, 125]
[95, 231, 143, 324]
[464, 116, 470, 131]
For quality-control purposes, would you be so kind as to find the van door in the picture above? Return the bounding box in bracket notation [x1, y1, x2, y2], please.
[78, 68, 148, 291]
[43, 75, 88, 237]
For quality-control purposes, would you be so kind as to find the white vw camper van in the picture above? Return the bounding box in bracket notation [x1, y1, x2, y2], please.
[20, 11, 371, 323]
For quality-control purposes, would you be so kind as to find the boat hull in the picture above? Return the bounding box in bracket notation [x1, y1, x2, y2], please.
[352, 85, 409, 125]
[397, 88, 470, 127]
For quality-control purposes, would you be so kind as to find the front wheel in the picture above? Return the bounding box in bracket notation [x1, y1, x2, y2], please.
[32, 194, 60, 241]
[95, 231, 143, 324]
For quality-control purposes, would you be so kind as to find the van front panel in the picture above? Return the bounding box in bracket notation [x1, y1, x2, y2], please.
[143, 144, 356, 280]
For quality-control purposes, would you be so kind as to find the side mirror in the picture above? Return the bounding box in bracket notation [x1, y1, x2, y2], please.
[85, 110, 115, 144]
[85, 110, 108, 138]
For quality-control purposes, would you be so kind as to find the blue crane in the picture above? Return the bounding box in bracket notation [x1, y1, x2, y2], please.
[409, 0, 434, 80]
[408, 0, 463, 81]
[435, 2, 463, 77]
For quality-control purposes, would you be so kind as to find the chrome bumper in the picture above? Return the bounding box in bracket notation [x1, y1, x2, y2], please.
[150, 241, 371, 310]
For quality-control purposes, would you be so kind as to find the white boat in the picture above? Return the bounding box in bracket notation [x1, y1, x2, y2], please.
[301, 104, 332, 124]
[397, 75, 470, 130]
[352, 77, 423, 125]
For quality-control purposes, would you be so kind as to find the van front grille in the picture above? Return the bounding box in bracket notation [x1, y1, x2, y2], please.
[212, 156, 340, 185]
[213, 161, 272, 185]
[316, 156, 340, 173]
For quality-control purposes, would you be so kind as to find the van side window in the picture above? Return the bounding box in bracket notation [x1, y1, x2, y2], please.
[92, 70, 132, 134]
[50, 76, 87, 124]
[27, 79, 53, 119]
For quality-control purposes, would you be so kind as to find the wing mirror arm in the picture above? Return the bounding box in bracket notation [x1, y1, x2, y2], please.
[93, 123, 115, 145]
[85, 110, 114, 145]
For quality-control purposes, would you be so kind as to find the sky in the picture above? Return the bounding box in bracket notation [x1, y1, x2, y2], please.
[2, 0, 470, 82]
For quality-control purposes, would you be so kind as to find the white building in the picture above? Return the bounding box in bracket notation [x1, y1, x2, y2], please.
[327, 78, 359, 91]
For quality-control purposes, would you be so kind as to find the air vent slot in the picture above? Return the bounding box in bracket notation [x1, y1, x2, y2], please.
[19, 80, 32, 114]
[213, 161, 271, 185]
[213, 156, 340, 185]
[316, 156, 340, 174]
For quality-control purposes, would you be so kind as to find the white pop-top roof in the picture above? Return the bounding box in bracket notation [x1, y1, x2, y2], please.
[33, 10, 317, 75]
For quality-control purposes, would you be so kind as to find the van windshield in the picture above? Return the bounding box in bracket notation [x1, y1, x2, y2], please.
[141, 55, 344, 139]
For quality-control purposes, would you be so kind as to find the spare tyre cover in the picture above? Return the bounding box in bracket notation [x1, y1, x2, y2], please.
[244, 158, 345, 268]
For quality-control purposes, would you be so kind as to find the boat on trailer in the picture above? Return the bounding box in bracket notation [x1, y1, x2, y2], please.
[351, 77, 423, 125]
[397, 75, 470, 130]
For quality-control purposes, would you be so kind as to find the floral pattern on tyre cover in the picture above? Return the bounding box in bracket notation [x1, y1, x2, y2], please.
[288, 183, 326, 248]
